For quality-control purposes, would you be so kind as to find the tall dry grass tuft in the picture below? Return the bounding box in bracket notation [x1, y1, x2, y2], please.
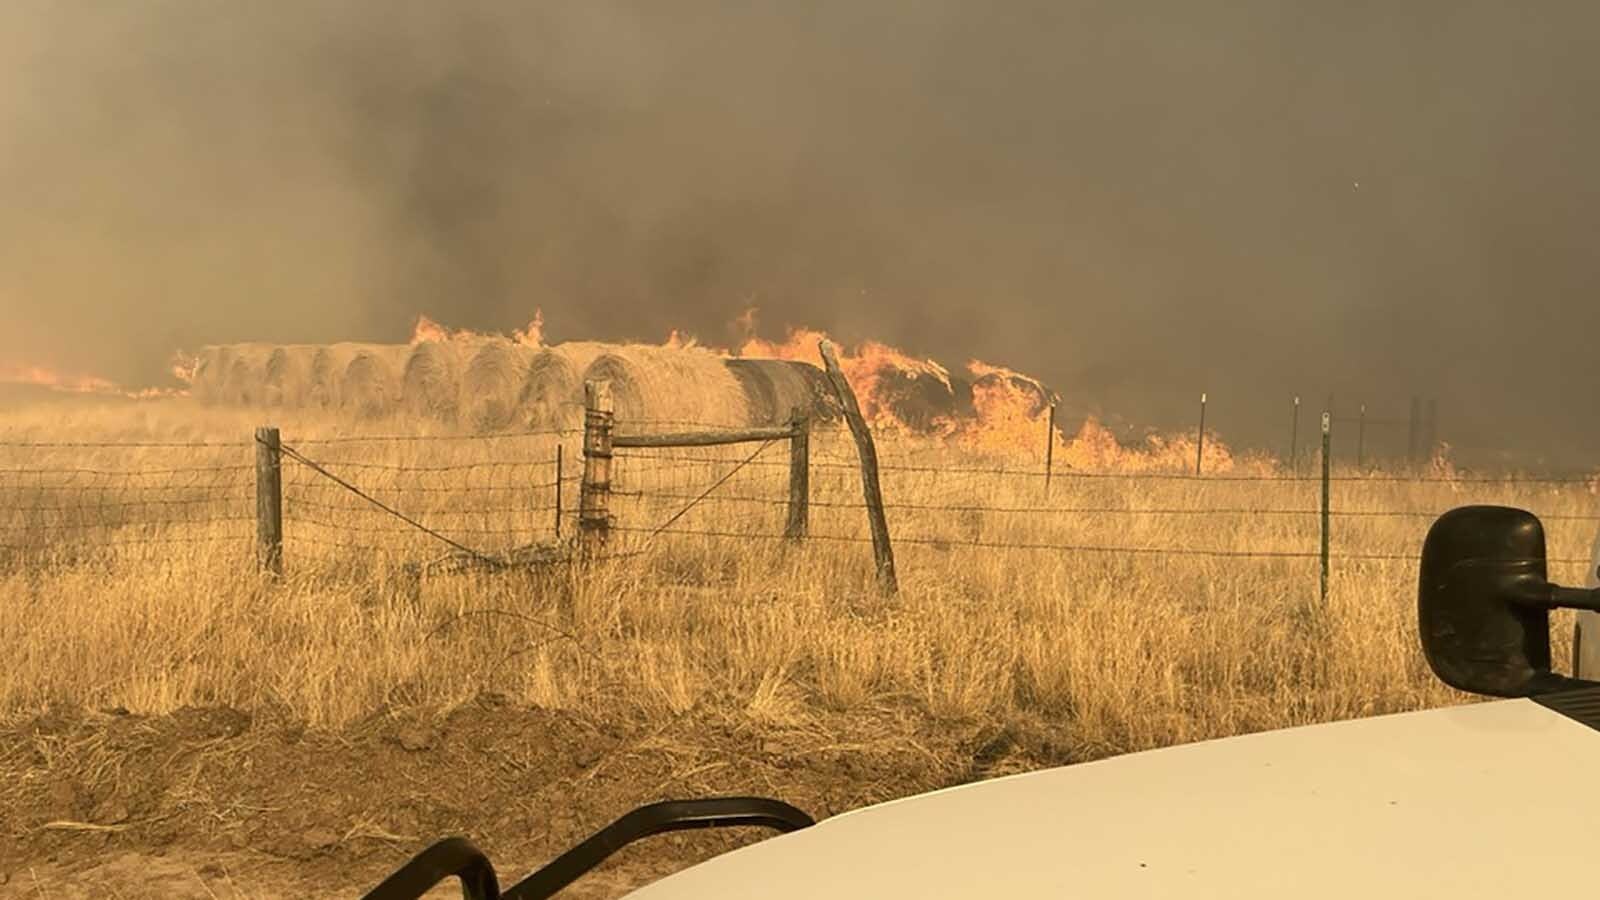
[0, 399, 1590, 768]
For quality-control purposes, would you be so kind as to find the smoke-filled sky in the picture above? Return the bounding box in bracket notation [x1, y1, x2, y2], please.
[2, 2, 1598, 460]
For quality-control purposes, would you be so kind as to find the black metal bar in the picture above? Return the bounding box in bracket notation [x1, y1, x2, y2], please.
[502, 798, 815, 900]
[362, 837, 501, 900]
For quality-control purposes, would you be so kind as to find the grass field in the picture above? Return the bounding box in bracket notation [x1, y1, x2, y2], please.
[0, 396, 1591, 896]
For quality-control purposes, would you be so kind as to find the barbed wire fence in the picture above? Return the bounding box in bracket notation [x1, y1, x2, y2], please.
[3, 395, 1597, 586]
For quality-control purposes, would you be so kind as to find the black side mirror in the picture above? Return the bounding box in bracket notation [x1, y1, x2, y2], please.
[1420, 506, 1600, 697]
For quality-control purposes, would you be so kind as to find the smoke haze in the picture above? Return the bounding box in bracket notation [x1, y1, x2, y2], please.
[3, 2, 1598, 462]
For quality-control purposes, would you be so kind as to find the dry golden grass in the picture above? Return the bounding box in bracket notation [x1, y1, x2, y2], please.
[0, 396, 1591, 765]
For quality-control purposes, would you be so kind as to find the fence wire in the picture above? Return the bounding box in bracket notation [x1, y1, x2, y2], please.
[4, 424, 1598, 576]
[275, 432, 580, 566]
[0, 441, 256, 565]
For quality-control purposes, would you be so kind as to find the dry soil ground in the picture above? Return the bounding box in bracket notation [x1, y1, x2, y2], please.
[1, 692, 1057, 898]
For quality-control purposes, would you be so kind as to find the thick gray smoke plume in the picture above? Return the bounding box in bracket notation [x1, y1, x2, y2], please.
[3, 2, 1598, 463]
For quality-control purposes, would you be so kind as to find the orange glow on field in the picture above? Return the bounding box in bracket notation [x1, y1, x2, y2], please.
[0, 362, 186, 400]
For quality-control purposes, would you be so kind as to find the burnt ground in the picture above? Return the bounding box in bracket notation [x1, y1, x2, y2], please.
[0, 693, 1077, 898]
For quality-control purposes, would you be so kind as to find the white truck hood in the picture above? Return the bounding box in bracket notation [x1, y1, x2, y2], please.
[626, 696, 1599, 898]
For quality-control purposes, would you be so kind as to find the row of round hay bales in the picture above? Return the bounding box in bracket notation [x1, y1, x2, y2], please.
[188, 340, 835, 431]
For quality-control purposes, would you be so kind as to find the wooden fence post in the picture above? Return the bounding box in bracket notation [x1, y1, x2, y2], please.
[1044, 401, 1056, 494]
[818, 340, 897, 594]
[785, 408, 810, 541]
[255, 426, 283, 576]
[579, 381, 614, 557]
[1290, 395, 1300, 473]
[1320, 411, 1331, 604]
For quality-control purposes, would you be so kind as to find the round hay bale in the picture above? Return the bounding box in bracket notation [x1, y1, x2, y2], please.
[219, 343, 274, 407]
[517, 342, 608, 431]
[580, 345, 751, 430]
[724, 358, 836, 426]
[307, 344, 363, 409]
[460, 339, 534, 433]
[262, 345, 317, 408]
[340, 345, 408, 419]
[401, 339, 482, 424]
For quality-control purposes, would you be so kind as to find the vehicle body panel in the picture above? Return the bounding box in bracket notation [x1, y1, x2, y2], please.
[626, 699, 1598, 898]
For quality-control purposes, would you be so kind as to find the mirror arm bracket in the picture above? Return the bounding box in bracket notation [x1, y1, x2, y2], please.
[1545, 586, 1600, 613]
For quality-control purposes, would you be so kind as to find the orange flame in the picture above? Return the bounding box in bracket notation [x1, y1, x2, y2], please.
[412, 310, 549, 347]
[0, 363, 120, 394]
[169, 350, 200, 385]
[735, 325, 955, 430]
[409, 314, 461, 345]
[512, 309, 546, 348]
[1, 362, 188, 400]
[722, 310, 1272, 473]
[664, 329, 702, 351]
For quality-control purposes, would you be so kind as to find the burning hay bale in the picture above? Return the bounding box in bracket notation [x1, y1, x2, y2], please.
[968, 364, 1056, 419]
[723, 358, 837, 426]
[340, 345, 408, 419]
[262, 346, 317, 408]
[307, 344, 362, 409]
[870, 367, 963, 432]
[581, 345, 751, 430]
[518, 342, 607, 431]
[459, 339, 534, 432]
[401, 339, 481, 424]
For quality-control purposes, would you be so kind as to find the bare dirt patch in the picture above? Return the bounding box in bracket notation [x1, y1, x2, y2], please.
[0, 693, 1061, 898]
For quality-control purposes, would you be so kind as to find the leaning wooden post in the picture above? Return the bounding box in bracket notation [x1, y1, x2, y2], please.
[818, 340, 897, 594]
[784, 407, 810, 541]
[254, 426, 284, 576]
[1320, 411, 1331, 604]
[579, 381, 614, 558]
[1044, 401, 1057, 494]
